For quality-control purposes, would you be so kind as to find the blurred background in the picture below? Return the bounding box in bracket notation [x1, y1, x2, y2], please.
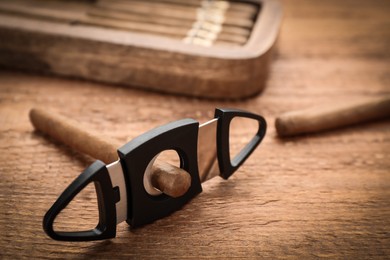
[0, 0, 389, 258]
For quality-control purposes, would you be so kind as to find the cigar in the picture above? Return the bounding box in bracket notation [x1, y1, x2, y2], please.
[275, 96, 390, 137]
[84, 15, 249, 45]
[97, 0, 257, 21]
[0, 0, 254, 46]
[113, 0, 259, 17]
[29, 108, 191, 198]
[88, 8, 252, 35]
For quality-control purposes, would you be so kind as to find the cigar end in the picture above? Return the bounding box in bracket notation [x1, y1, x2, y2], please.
[29, 108, 37, 124]
[275, 116, 290, 137]
[29, 107, 44, 131]
[151, 162, 192, 198]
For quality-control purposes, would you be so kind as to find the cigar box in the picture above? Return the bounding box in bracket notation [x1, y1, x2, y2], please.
[0, 0, 282, 99]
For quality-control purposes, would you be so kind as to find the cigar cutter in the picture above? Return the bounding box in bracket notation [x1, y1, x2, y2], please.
[43, 108, 267, 241]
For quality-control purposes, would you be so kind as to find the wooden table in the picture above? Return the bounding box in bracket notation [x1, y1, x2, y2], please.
[1, 0, 389, 258]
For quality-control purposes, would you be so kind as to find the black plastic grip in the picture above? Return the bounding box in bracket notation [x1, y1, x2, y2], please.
[215, 108, 267, 179]
[118, 119, 202, 228]
[43, 160, 117, 241]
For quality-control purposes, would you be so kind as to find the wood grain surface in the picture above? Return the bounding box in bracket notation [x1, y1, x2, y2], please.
[0, 0, 389, 258]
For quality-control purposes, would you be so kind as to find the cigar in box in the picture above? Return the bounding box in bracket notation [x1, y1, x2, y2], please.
[0, 0, 282, 99]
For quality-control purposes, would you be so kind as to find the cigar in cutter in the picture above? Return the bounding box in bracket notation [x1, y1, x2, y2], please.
[29, 108, 191, 198]
[275, 96, 390, 137]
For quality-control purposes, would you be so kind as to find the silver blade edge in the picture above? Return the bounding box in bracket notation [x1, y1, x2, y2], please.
[106, 160, 128, 224]
[197, 118, 220, 183]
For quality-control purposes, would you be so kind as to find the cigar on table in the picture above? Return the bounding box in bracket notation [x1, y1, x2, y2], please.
[29, 108, 191, 198]
[275, 96, 390, 137]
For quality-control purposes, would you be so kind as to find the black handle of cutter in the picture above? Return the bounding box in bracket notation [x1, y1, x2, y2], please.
[215, 108, 267, 179]
[43, 160, 117, 241]
[118, 119, 202, 228]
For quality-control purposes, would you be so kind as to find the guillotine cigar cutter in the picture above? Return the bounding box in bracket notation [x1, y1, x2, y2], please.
[31, 108, 266, 241]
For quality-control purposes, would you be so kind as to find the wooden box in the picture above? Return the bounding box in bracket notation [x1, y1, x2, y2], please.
[0, 0, 282, 99]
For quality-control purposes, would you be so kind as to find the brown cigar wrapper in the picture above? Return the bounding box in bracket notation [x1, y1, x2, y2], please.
[29, 108, 191, 198]
[275, 96, 390, 137]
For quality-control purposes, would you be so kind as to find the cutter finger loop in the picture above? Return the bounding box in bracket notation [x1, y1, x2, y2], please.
[43, 161, 117, 241]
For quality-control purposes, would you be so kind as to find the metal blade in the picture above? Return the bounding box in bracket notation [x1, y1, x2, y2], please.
[197, 118, 220, 183]
[106, 160, 128, 224]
